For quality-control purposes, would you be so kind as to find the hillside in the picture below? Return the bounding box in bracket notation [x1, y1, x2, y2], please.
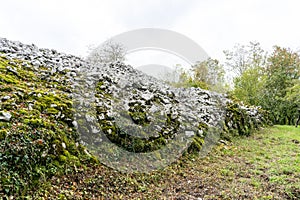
[0, 38, 270, 199]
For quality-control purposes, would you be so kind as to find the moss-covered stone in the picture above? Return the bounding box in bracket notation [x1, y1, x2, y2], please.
[0, 56, 93, 196]
[221, 101, 270, 140]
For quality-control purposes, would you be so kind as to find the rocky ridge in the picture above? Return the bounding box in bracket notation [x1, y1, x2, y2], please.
[0, 37, 270, 196]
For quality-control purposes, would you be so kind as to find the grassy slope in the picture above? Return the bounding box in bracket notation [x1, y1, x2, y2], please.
[33, 125, 300, 199]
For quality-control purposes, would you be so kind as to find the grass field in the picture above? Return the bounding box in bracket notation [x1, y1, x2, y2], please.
[196, 125, 300, 199]
[33, 125, 300, 199]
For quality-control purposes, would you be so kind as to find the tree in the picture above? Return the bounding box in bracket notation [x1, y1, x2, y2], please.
[284, 80, 300, 106]
[86, 40, 126, 65]
[173, 58, 225, 92]
[224, 41, 266, 77]
[233, 66, 266, 105]
[284, 79, 300, 126]
[229, 44, 300, 125]
[261, 46, 300, 124]
[226, 42, 267, 105]
[192, 58, 225, 92]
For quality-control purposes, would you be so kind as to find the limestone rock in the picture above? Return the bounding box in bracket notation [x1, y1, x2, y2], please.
[0, 111, 12, 121]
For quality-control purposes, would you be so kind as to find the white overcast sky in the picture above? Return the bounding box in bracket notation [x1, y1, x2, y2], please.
[1, 0, 300, 68]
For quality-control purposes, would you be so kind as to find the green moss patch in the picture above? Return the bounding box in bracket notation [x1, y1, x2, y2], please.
[0, 56, 95, 196]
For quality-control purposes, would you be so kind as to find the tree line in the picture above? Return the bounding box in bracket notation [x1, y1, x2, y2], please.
[180, 42, 300, 125]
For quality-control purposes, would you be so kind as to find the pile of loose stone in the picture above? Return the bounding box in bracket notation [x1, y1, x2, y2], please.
[0, 37, 269, 157]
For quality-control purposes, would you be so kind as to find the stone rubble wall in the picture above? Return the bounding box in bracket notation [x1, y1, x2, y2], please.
[0, 37, 270, 154]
